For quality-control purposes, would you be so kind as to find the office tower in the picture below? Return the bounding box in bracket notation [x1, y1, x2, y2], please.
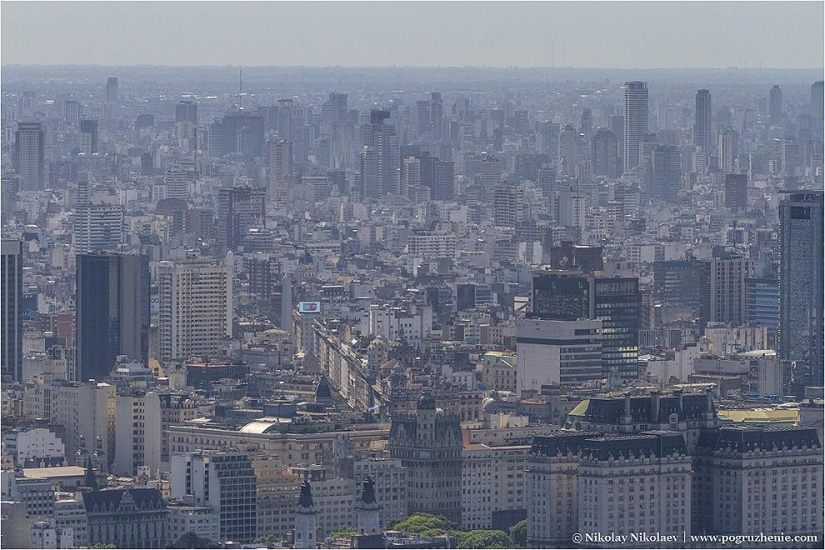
[769, 85, 783, 125]
[360, 110, 400, 199]
[710, 252, 753, 327]
[14, 122, 45, 190]
[653, 259, 711, 329]
[694, 89, 712, 153]
[327, 92, 349, 124]
[389, 394, 462, 524]
[156, 257, 233, 361]
[724, 174, 748, 210]
[745, 277, 779, 337]
[165, 165, 192, 200]
[212, 111, 265, 158]
[531, 271, 590, 321]
[269, 139, 293, 209]
[779, 191, 824, 396]
[813, 81, 824, 139]
[651, 144, 682, 203]
[216, 186, 266, 251]
[493, 183, 525, 227]
[64, 100, 81, 125]
[105, 77, 118, 121]
[175, 100, 198, 124]
[1, 240, 23, 382]
[113, 391, 162, 477]
[623, 81, 649, 172]
[538, 121, 560, 157]
[73, 196, 125, 253]
[514, 153, 552, 183]
[579, 107, 593, 138]
[1, 172, 20, 219]
[592, 277, 641, 380]
[79, 119, 99, 155]
[782, 136, 799, 177]
[76, 253, 150, 382]
[517, 318, 603, 391]
[717, 128, 737, 174]
[591, 128, 620, 178]
[557, 124, 579, 176]
[171, 452, 258, 543]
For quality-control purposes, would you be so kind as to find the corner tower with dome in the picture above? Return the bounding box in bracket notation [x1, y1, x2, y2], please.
[388, 391, 463, 524]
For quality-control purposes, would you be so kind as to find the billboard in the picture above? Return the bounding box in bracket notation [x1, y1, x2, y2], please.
[298, 301, 321, 314]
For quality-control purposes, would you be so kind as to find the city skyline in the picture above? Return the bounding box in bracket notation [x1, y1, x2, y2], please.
[2, 1, 824, 69]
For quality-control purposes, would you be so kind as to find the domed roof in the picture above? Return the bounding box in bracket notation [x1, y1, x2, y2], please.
[299, 249, 314, 264]
[482, 397, 498, 412]
[315, 377, 332, 400]
[417, 392, 436, 410]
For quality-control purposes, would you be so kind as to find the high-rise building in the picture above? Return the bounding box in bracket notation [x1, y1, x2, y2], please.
[156, 257, 233, 361]
[694, 89, 712, 153]
[73, 195, 125, 254]
[175, 100, 198, 124]
[105, 77, 119, 122]
[591, 128, 620, 178]
[623, 81, 649, 172]
[14, 122, 45, 190]
[717, 127, 737, 174]
[557, 124, 579, 176]
[79, 119, 99, 155]
[1, 240, 23, 382]
[812, 81, 824, 139]
[64, 100, 81, 125]
[360, 110, 400, 199]
[389, 393, 462, 524]
[724, 173, 748, 210]
[493, 183, 525, 228]
[651, 144, 682, 203]
[76, 253, 150, 382]
[216, 186, 266, 251]
[710, 252, 753, 327]
[269, 139, 293, 209]
[779, 191, 824, 396]
[113, 391, 162, 477]
[653, 259, 711, 329]
[171, 451, 258, 543]
[769, 85, 783, 125]
[745, 277, 779, 338]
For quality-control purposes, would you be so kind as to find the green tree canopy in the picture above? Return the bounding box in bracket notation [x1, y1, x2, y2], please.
[329, 527, 358, 538]
[390, 513, 456, 534]
[165, 532, 220, 549]
[455, 530, 514, 549]
[510, 520, 527, 547]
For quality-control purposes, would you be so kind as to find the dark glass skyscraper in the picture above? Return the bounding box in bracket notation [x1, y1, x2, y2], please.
[623, 81, 649, 173]
[779, 191, 824, 396]
[694, 89, 712, 153]
[76, 253, 150, 382]
[1, 240, 23, 382]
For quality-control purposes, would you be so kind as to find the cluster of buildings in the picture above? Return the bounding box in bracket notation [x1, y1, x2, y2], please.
[1, 67, 823, 548]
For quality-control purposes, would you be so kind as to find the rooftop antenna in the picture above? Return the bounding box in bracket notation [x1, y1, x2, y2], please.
[239, 68, 243, 109]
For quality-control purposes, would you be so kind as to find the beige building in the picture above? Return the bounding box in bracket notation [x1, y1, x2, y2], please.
[156, 257, 233, 362]
[578, 433, 692, 546]
[291, 466, 355, 538]
[113, 391, 162, 477]
[461, 443, 530, 531]
[693, 426, 823, 537]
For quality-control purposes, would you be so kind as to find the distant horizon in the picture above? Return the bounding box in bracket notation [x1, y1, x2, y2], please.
[3, 64, 824, 71]
[2, 2, 822, 69]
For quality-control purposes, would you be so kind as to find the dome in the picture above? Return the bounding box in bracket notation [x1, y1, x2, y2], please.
[417, 392, 436, 410]
[315, 377, 332, 401]
[482, 397, 498, 413]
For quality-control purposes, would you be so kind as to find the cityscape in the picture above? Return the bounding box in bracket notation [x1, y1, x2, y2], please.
[1, 2, 824, 549]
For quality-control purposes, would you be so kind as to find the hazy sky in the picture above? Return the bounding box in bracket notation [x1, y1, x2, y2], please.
[2, 2, 823, 69]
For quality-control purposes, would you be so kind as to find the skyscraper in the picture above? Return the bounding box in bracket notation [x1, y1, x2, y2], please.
[1, 240, 23, 382]
[156, 257, 233, 361]
[175, 100, 198, 124]
[623, 81, 649, 173]
[651, 144, 682, 203]
[360, 110, 400, 199]
[76, 253, 150, 382]
[79, 119, 99, 155]
[710, 252, 753, 327]
[779, 191, 824, 397]
[812, 81, 824, 139]
[724, 174, 748, 210]
[14, 122, 45, 190]
[694, 89, 712, 153]
[591, 128, 620, 178]
[216, 186, 266, 251]
[269, 139, 293, 209]
[769, 85, 783, 125]
[557, 124, 579, 176]
[105, 77, 119, 121]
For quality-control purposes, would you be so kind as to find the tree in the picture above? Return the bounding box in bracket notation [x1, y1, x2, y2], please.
[390, 513, 456, 534]
[455, 530, 513, 549]
[165, 532, 220, 549]
[510, 520, 527, 547]
[329, 527, 358, 538]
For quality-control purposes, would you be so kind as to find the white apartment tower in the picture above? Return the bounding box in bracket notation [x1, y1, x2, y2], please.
[156, 257, 233, 361]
